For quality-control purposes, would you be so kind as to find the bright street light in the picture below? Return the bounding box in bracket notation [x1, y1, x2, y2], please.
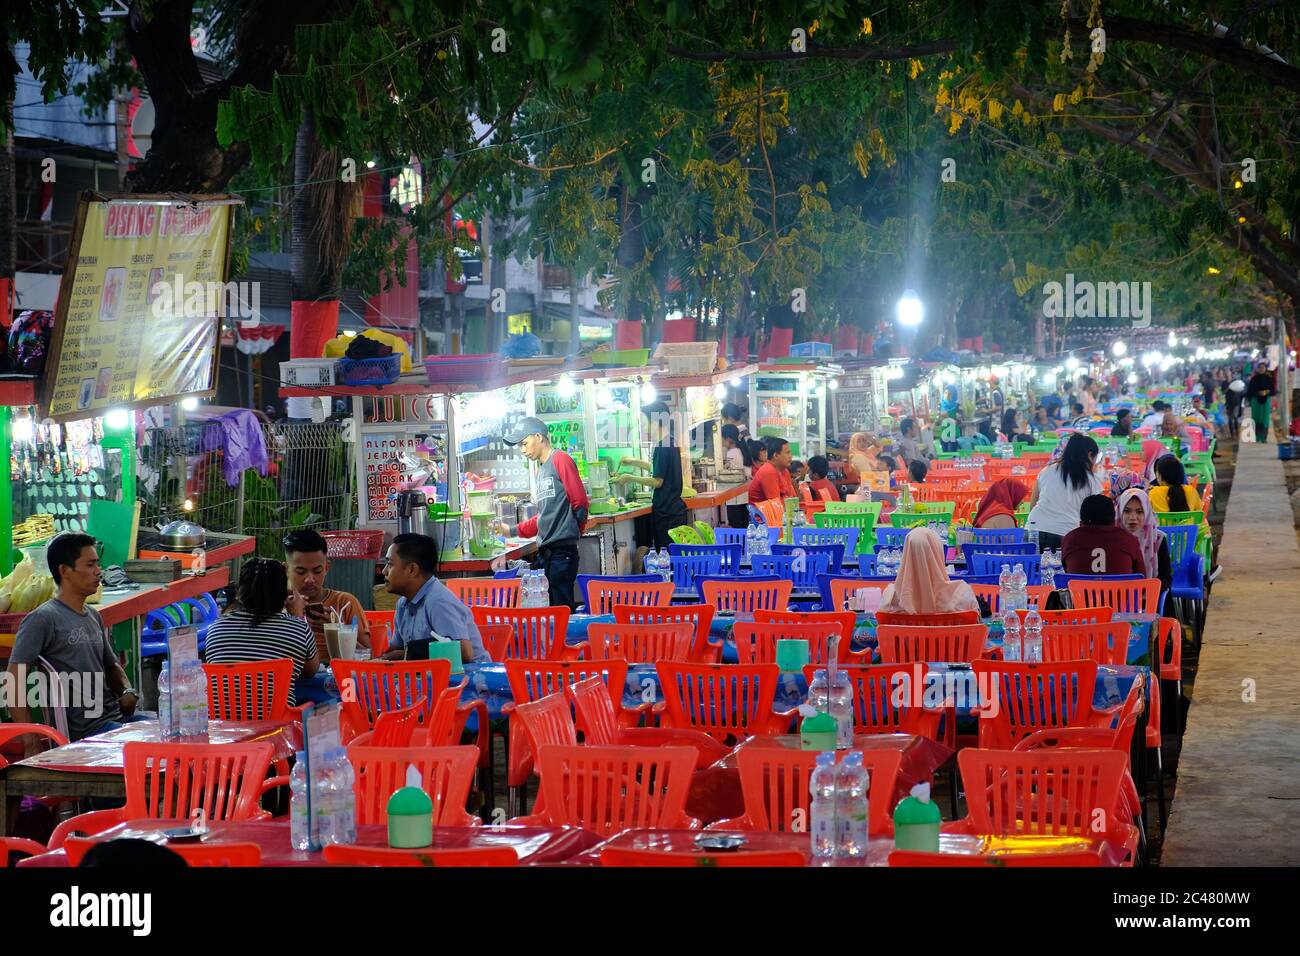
[181, 396, 199, 411]
[1065, 356, 1081, 371]
[640, 382, 657, 404]
[105, 408, 130, 430]
[1167, 331, 1177, 347]
[1111, 341, 1127, 357]
[557, 375, 576, 399]
[896, 290, 924, 327]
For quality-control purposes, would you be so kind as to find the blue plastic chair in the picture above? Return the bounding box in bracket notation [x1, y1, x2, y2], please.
[713, 527, 748, 549]
[1162, 524, 1203, 633]
[140, 593, 221, 657]
[958, 573, 1001, 585]
[753, 551, 833, 589]
[668, 543, 743, 575]
[816, 572, 892, 612]
[969, 552, 1043, 584]
[575, 573, 660, 611]
[875, 527, 913, 550]
[968, 528, 1025, 545]
[856, 552, 878, 576]
[493, 568, 522, 579]
[961, 541, 1038, 567]
[669, 552, 725, 590]
[792, 526, 859, 559]
[774, 542, 844, 576]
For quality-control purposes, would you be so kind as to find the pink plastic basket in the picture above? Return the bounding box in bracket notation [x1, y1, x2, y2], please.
[321, 530, 385, 561]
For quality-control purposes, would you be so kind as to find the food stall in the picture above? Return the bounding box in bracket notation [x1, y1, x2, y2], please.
[747, 362, 840, 460]
[831, 362, 891, 440]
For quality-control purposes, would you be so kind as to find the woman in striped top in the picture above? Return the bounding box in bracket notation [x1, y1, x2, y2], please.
[204, 558, 319, 706]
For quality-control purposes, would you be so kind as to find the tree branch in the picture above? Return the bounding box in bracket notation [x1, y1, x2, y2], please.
[667, 39, 957, 63]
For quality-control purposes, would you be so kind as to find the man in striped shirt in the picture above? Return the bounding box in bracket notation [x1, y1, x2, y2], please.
[204, 558, 319, 707]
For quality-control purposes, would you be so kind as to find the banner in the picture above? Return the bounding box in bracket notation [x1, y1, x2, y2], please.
[43, 193, 237, 422]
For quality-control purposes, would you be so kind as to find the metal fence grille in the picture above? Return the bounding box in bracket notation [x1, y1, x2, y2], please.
[139, 420, 356, 558]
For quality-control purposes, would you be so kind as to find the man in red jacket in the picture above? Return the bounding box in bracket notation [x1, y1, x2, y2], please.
[493, 417, 588, 608]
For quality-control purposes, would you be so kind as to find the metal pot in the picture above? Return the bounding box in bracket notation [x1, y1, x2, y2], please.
[157, 519, 206, 549]
[515, 502, 538, 525]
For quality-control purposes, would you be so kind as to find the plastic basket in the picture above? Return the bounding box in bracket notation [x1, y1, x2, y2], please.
[424, 355, 497, 384]
[0, 612, 27, 634]
[321, 530, 385, 561]
[789, 341, 833, 358]
[592, 348, 650, 367]
[279, 359, 337, 387]
[337, 354, 402, 386]
[654, 341, 718, 376]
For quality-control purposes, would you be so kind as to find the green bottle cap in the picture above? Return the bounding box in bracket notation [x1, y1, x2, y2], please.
[387, 784, 433, 817]
[387, 785, 434, 849]
[893, 783, 942, 825]
[800, 712, 837, 751]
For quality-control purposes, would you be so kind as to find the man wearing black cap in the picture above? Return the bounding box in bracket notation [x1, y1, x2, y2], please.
[493, 417, 588, 608]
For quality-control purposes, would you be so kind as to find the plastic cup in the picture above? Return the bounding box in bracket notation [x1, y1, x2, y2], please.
[323, 623, 341, 659]
[426, 639, 464, 675]
[775, 639, 811, 673]
[336, 624, 358, 661]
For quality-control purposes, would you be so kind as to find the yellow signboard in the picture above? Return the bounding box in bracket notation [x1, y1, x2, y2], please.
[43, 193, 238, 422]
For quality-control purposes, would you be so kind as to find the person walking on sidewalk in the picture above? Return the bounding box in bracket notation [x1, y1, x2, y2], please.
[1247, 362, 1277, 442]
[493, 417, 589, 608]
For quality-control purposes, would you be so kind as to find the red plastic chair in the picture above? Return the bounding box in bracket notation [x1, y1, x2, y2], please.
[362, 610, 395, 658]
[1067, 578, 1162, 616]
[508, 693, 578, 818]
[970, 660, 1104, 750]
[48, 742, 278, 849]
[527, 743, 699, 836]
[600, 847, 806, 867]
[1031, 607, 1115, 626]
[755, 609, 857, 646]
[471, 605, 575, 660]
[363, 702, 423, 747]
[445, 577, 521, 608]
[656, 662, 796, 743]
[711, 747, 902, 835]
[828, 579, 886, 614]
[800, 663, 943, 739]
[951, 748, 1136, 860]
[2, 837, 50, 865]
[701, 579, 794, 616]
[0, 722, 68, 766]
[62, 838, 265, 867]
[203, 659, 294, 721]
[566, 675, 729, 769]
[322, 845, 519, 866]
[585, 580, 673, 615]
[502, 659, 634, 817]
[346, 743, 479, 827]
[479, 623, 513, 662]
[733, 620, 867, 666]
[969, 583, 1052, 615]
[585, 622, 694, 663]
[888, 849, 1102, 867]
[1041, 622, 1131, 665]
[332, 659, 452, 744]
[613, 603, 717, 663]
[876, 624, 990, 664]
[874, 610, 982, 627]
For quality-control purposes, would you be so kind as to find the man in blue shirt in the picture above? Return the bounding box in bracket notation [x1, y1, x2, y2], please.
[381, 533, 487, 662]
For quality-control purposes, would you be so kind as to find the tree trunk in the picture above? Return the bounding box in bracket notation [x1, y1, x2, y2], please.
[288, 109, 339, 364]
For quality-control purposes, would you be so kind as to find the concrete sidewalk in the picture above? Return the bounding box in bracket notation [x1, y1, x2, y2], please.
[1162, 442, 1300, 865]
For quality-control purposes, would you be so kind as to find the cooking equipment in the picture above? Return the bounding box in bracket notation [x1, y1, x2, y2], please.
[156, 519, 206, 549]
[515, 502, 538, 525]
[395, 490, 428, 536]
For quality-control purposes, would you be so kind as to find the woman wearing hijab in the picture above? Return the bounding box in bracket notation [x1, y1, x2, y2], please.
[973, 478, 1030, 529]
[1160, 411, 1193, 444]
[1246, 362, 1276, 442]
[1141, 438, 1167, 482]
[1116, 488, 1172, 593]
[878, 527, 979, 615]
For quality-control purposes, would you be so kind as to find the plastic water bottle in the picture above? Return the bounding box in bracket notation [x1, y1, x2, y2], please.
[535, 568, 550, 607]
[329, 746, 357, 845]
[1023, 606, 1044, 663]
[314, 750, 339, 846]
[1002, 609, 1023, 661]
[658, 550, 673, 584]
[1011, 563, 1028, 611]
[998, 563, 1013, 609]
[157, 662, 174, 739]
[178, 662, 208, 736]
[1042, 550, 1059, 590]
[829, 671, 854, 749]
[810, 752, 838, 861]
[1025, 528, 1040, 549]
[290, 752, 311, 851]
[835, 752, 870, 861]
[807, 668, 830, 716]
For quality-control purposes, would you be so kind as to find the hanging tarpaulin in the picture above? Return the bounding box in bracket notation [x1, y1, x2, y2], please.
[235, 323, 285, 355]
[42, 192, 240, 423]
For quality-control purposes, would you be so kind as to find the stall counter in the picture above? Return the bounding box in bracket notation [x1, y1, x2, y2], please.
[438, 539, 538, 576]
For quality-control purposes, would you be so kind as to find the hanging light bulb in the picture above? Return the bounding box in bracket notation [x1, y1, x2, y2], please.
[730, 376, 742, 388]
[1127, 372, 1139, 385]
[556, 375, 576, 399]
[640, 381, 657, 404]
[1065, 356, 1081, 371]
[827, 379, 839, 390]
[10, 415, 34, 444]
[1111, 340, 1127, 357]
[105, 408, 130, 430]
[713, 383, 727, 399]
[1167, 331, 1177, 347]
[896, 289, 924, 327]
[181, 396, 199, 411]
[595, 386, 613, 409]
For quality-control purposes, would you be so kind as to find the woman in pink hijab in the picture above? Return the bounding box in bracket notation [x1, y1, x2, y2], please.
[1115, 487, 1172, 593]
[878, 527, 980, 615]
[1141, 438, 1167, 482]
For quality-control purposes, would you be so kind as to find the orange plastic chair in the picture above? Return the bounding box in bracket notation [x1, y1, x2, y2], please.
[701, 579, 794, 616]
[600, 846, 806, 867]
[1154, 616, 1182, 686]
[528, 743, 699, 835]
[1041, 622, 1131, 665]
[332, 658, 452, 743]
[48, 742, 278, 849]
[657, 662, 796, 742]
[585, 622, 694, 663]
[566, 674, 729, 769]
[754, 498, 785, 529]
[876, 624, 990, 664]
[875, 610, 982, 627]
[732, 620, 866, 666]
[509, 692, 578, 817]
[203, 659, 294, 721]
[712, 747, 903, 835]
[502, 659, 635, 816]
[425, 681, 488, 751]
[445, 577, 521, 608]
[614, 603, 717, 664]
[755, 609, 857, 645]
[969, 583, 1052, 615]
[1067, 578, 1162, 616]
[1032, 607, 1115, 627]
[346, 743, 479, 826]
[366, 702, 423, 747]
[828, 578, 886, 614]
[800, 663, 943, 739]
[586, 580, 674, 615]
[970, 660, 1103, 749]
[471, 605, 575, 660]
[952, 748, 1136, 858]
[362, 610, 395, 658]
[1, 836, 50, 864]
[62, 838, 264, 867]
[322, 845, 519, 866]
[888, 849, 1102, 867]
[479, 623, 513, 661]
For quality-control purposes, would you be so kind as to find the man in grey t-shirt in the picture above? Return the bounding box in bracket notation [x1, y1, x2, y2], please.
[5, 534, 138, 753]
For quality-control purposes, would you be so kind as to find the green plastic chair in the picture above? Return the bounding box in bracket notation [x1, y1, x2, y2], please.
[1157, 510, 1211, 568]
[824, 500, 883, 518]
[935, 451, 960, 460]
[813, 511, 877, 552]
[891, 511, 954, 530]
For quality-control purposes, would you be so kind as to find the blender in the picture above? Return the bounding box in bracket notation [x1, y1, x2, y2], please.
[466, 490, 498, 557]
